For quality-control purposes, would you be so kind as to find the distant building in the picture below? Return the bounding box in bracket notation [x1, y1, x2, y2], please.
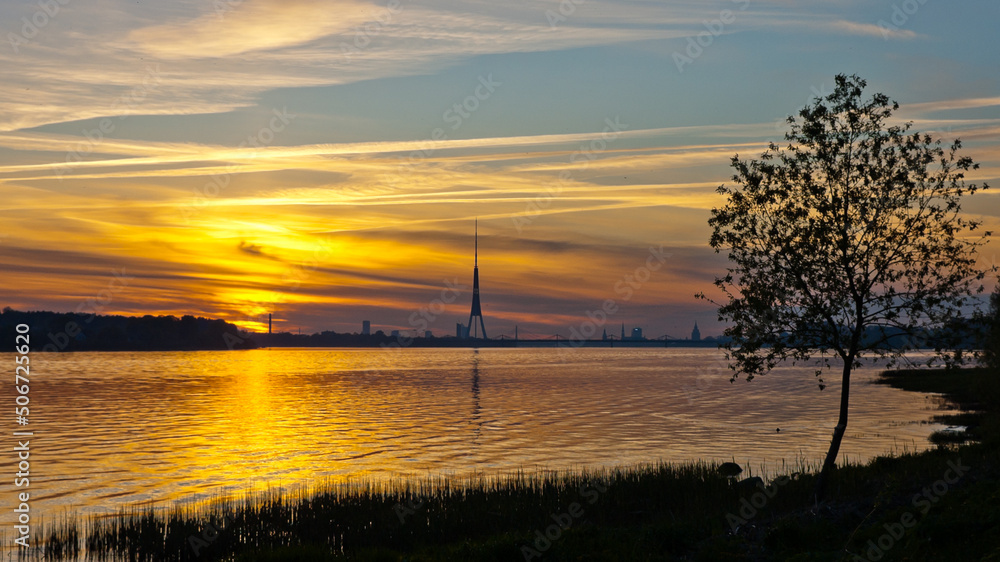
[631, 327, 643, 340]
[602, 328, 608, 341]
[691, 323, 701, 341]
[620, 323, 625, 340]
[362, 320, 371, 335]
[390, 330, 400, 337]
[424, 330, 433, 338]
[457, 322, 469, 339]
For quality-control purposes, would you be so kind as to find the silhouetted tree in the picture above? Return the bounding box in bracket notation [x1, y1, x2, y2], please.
[699, 74, 993, 499]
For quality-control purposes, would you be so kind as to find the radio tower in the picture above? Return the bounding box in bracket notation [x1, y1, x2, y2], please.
[467, 219, 488, 339]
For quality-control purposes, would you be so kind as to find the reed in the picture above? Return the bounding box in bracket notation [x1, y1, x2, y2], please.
[10, 462, 758, 560]
[11, 460, 900, 560]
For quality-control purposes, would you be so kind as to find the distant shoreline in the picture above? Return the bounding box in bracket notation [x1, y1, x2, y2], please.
[1, 308, 728, 351]
[253, 335, 723, 349]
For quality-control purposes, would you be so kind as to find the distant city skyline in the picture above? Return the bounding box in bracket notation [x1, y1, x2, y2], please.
[337, 318, 706, 340]
[286, 317, 708, 341]
[1, 1, 997, 338]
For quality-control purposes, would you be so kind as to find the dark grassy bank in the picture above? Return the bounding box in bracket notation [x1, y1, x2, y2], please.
[21, 367, 1000, 561]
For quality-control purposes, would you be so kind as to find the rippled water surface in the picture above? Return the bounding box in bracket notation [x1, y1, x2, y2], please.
[1, 347, 949, 522]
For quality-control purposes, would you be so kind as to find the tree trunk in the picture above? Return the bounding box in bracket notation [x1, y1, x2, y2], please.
[815, 357, 853, 501]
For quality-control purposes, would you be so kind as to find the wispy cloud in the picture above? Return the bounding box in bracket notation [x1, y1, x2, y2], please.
[901, 97, 1000, 115]
[126, 0, 374, 59]
[0, 0, 683, 132]
[826, 19, 918, 39]
[2, 0, 997, 335]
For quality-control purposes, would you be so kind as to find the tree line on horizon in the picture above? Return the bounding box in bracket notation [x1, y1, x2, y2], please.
[0, 308, 256, 352]
[2, 305, 995, 353]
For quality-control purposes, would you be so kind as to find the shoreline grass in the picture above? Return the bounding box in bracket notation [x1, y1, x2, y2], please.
[14, 366, 1000, 561]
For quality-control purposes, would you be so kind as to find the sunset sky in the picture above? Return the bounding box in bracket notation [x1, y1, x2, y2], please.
[1, 0, 998, 338]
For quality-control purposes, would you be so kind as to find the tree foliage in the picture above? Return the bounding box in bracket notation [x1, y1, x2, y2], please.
[702, 74, 992, 386]
[699, 74, 993, 495]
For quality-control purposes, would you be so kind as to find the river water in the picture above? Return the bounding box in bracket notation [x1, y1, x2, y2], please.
[0, 347, 949, 523]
